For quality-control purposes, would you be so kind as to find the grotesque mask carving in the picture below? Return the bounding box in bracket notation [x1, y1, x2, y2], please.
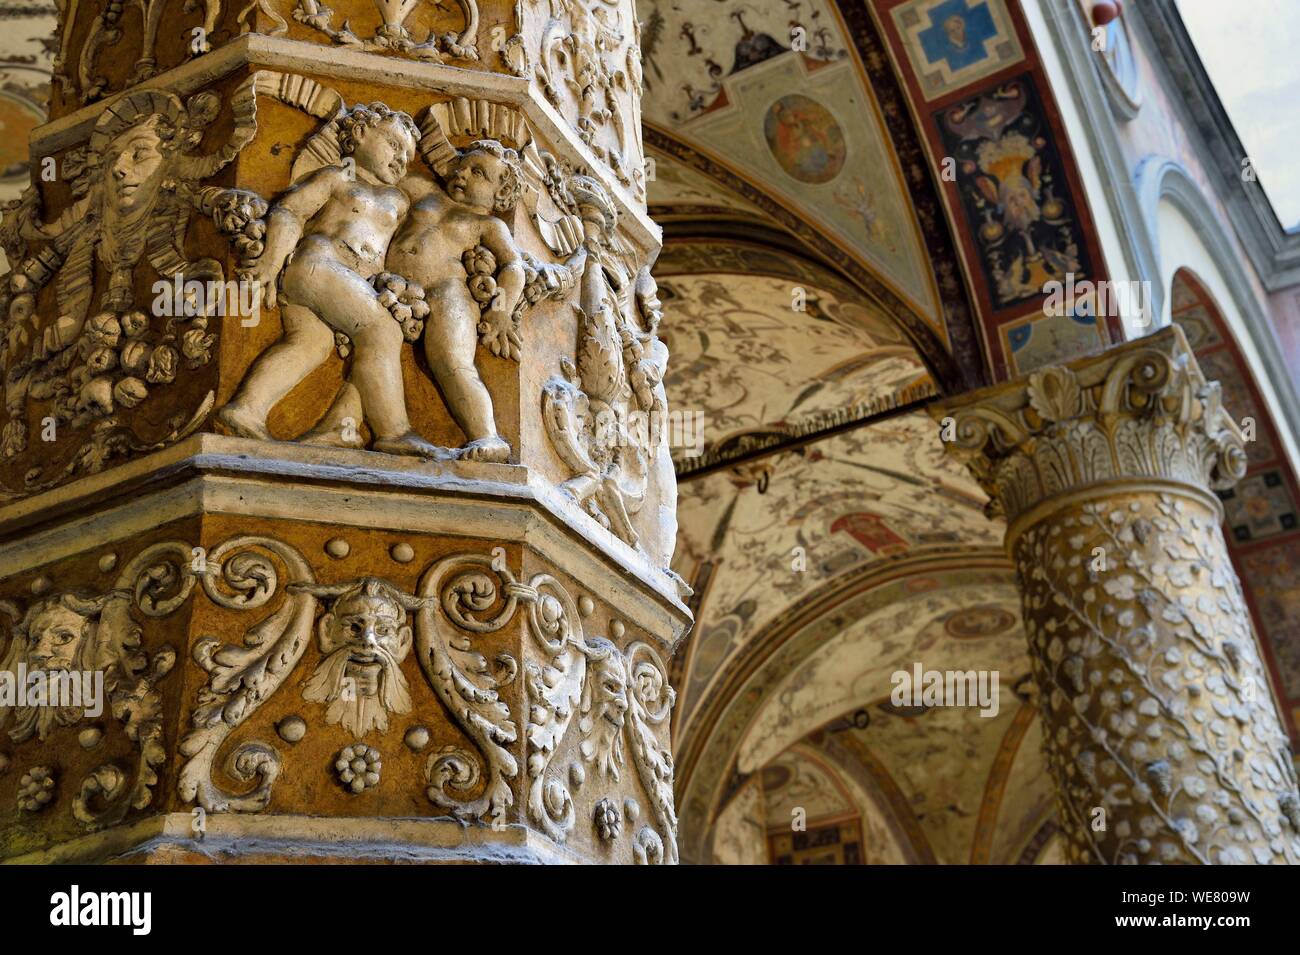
[301, 578, 418, 737]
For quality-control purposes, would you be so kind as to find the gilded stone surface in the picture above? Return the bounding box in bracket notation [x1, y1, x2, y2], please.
[936, 327, 1300, 864]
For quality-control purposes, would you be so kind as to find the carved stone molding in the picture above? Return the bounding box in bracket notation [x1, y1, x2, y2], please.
[935, 327, 1300, 865]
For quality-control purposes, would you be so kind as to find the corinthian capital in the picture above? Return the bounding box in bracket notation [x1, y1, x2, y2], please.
[932, 326, 1249, 527]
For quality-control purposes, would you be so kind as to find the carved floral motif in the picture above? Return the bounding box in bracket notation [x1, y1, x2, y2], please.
[522, 569, 678, 861]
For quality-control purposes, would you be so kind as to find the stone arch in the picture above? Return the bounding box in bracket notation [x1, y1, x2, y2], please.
[1134, 157, 1300, 476]
[1170, 267, 1300, 740]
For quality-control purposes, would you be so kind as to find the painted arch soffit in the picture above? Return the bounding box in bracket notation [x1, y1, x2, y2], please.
[655, 267, 934, 469]
[735, 577, 1029, 775]
[674, 556, 1023, 861]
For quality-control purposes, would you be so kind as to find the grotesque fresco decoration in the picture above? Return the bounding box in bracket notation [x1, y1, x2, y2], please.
[639, 0, 847, 124]
[1001, 295, 1105, 374]
[936, 77, 1088, 310]
[657, 270, 931, 470]
[670, 415, 1003, 734]
[639, 0, 945, 335]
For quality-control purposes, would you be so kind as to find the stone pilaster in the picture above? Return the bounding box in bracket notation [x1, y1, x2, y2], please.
[0, 1, 689, 864]
[935, 326, 1300, 864]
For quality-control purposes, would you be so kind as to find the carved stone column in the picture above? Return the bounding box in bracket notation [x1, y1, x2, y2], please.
[0, 1, 690, 864]
[935, 327, 1300, 864]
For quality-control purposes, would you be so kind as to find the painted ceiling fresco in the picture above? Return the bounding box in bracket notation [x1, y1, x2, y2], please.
[645, 149, 774, 221]
[707, 693, 1058, 865]
[736, 577, 1028, 773]
[0, 3, 56, 207]
[656, 271, 931, 467]
[670, 411, 1002, 735]
[638, 0, 943, 331]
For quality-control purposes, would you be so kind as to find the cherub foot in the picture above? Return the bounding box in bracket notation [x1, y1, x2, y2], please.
[216, 404, 271, 440]
[458, 435, 510, 463]
[372, 430, 447, 460]
[301, 417, 366, 449]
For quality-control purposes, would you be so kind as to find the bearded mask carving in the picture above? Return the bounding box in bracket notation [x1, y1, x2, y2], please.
[578, 637, 629, 779]
[300, 579, 419, 738]
[0, 592, 109, 742]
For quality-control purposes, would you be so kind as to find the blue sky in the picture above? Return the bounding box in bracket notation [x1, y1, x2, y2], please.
[1178, 0, 1300, 231]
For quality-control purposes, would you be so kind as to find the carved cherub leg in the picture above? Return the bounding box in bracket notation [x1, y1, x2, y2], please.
[425, 287, 509, 463]
[218, 303, 334, 440]
[284, 255, 440, 460]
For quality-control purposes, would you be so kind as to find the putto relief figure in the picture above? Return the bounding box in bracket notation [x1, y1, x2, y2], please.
[217, 103, 444, 458]
[385, 138, 526, 463]
[217, 83, 565, 463]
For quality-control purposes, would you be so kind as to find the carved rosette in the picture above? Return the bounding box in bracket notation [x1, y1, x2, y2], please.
[935, 327, 1300, 864]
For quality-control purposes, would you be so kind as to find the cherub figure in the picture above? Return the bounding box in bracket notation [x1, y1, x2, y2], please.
[217, 103, 441, 458]
[384, 138, 526, 462]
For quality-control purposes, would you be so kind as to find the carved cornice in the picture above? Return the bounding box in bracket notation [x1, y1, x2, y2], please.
[932, 327, 1248, 532]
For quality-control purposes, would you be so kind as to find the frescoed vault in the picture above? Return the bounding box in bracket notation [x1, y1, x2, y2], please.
[638, 0, 1146, 864]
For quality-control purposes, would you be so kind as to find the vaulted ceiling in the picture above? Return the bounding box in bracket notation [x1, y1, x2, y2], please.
[642, 0, 1108, 863]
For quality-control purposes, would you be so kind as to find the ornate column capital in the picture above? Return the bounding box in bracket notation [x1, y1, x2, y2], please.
[932, 326, 1249, 534]
[933, 328, 1300, 864]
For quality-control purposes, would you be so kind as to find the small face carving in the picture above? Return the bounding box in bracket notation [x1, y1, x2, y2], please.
[104, 123, 168, 213]
[590, 652, 629, 730]
[446, 150, 506, 209]
[320, 593, 411, 693]
[303, 581, 415, 738]
[351, 118, 415, 186]
[26, 604, 90, 671]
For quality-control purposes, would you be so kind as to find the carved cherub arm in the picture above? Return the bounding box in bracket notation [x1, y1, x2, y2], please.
[250, 166, 343, 307]
[479, 217, 525, 310]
